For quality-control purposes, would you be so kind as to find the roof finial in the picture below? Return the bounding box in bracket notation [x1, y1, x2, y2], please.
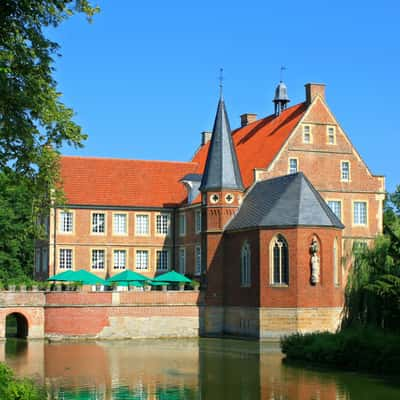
[219, 67, 224, 99]
[280, 65, 287, 82]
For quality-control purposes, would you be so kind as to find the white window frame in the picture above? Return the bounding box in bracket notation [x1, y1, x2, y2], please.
[353, 201, 368, 226]
[195, 210, 202, 234]
[91, 212, 106, 234]
[327, 200, 342, 221]
[135, 249, 149, 271]
[113, 213, 128, 236]
[270, 235, 289, 286]
[327, 126, 336, 145]
[113, 249, 127, 270]
[156, 213, 170, 236]
[341, 161, 350, 182]
[288, 158, 298, 174]
[156, 249, 169, 271]
[178, 213, 186, 237]
[302, 125, 312, 144]
[195, 245, 201, 276]
[59, 210, 74, 233]
[91, 249, 106, 270]
[135, 213, 150, 236]
[59, 248, 73, 270]
[178, 247, 186, 274]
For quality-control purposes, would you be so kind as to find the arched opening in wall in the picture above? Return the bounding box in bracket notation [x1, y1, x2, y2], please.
[5, 313, 29, 339]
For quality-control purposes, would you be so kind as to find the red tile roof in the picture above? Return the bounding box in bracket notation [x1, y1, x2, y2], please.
[60, 157, 198, 207]
[192, 102, 307, 187]
[61, 103, 307, 208]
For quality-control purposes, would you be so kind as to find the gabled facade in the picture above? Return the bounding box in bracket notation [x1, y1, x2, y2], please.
[34, 81, 385, 338]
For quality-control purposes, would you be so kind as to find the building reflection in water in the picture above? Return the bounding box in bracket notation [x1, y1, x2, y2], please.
[1, 338, 400, 399]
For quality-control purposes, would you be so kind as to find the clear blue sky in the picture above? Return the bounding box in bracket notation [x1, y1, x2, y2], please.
[50, 0, 400, 192]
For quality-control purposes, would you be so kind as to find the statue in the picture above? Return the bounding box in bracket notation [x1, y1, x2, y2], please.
[310, 238, 320, 284]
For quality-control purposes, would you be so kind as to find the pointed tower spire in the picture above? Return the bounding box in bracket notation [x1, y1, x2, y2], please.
[199, 94, 243, 192]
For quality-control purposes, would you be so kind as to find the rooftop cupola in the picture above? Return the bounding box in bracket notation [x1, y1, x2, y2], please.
[273, 81, 290, 116]
[199, 92, 244, 192]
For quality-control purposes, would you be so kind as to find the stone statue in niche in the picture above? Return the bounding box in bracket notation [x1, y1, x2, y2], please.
[310, 238, 320, 284]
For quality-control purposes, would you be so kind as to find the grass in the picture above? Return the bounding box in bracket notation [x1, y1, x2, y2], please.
[280, 328, 400, 376]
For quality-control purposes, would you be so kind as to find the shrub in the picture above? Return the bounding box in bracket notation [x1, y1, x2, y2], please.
[0, 362, 46, 400]
[281, 328, 400, 375]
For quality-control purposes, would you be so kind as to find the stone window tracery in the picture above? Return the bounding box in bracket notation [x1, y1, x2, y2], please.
[271, 235, 289, 285]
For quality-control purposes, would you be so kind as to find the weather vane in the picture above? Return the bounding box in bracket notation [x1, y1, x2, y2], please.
[219, 67, 224, 98]
[280, 65, 287, 82]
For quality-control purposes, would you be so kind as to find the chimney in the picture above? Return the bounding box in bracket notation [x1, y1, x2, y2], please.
[240, 113, 257, 127]
[305, 83, 326, 105]
[201, 131, 212, 146]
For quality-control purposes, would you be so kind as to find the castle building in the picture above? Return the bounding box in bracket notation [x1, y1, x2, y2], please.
[34, 82, 385, 338]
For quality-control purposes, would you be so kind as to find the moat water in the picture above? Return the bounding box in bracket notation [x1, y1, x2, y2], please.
[2, 338, 400, 399]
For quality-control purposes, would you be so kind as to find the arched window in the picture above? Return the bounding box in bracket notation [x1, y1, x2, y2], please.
[240, 242, 251, 287]
[271, 235, 289, 285]
[333, 238, 339, 286]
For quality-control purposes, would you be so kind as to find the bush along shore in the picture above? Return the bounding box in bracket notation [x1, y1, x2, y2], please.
[0, 362, 46, 400]
[280, 329, 400, 376]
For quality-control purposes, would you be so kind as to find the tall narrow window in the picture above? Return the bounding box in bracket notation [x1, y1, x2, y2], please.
[353, 201, 367, 225]
[92, 249, 105, 270]
[60, 211, 73, 233]
[156, 214, 170, 235]
[136, 250, 149, 270]
[113, 250, 126, 269]
[179, 247, 186, 274]
[92, 213, 105, 233]
[289, 158, 298, 174]
[327, 200, 342, 221]
[327, 126, 336, 144]
[303, 125, 311, 143]
[240, 243, 251, 287]
[35, 250, 41, 272]
[341, 161, 350, 182]
[59, 249, 73, 270]
[333, 238, 339, 286]
[195, 210, 202, 234]
[179, 214, 186, 236]
[271, 235, 289, 285]
[113, 214, 127, 235]
[41, 248, 48, 272]
[135, 214, 149, 235]
[195, 245, 201, 275]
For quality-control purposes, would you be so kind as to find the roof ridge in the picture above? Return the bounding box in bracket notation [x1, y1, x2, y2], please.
[61, 155, 198, 165]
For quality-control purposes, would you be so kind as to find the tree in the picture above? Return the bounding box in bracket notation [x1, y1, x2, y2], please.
[0, 1, 99, 279]
[342, 185, 400, 332]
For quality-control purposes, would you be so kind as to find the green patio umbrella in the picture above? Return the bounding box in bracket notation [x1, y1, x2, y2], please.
[47, 270, 75, 281]
[68, 269, 108, 285]
[107, 269, 148, 283]
[112, 280, 143, 287]
[153, 270, 192, 283]
[148, 281, 169, 286]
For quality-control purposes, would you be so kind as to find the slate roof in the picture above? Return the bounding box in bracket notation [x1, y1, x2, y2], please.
[226, 172, 344, 231]
[60, 156, 198, 207]
[199, 97, 244, 191]
[193, 102, 307, 188]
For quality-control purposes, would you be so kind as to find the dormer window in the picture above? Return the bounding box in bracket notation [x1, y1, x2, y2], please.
[303, 125, 311, 144]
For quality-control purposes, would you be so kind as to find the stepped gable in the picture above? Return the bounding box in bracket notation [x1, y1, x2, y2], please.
[193, 102, 307, 187]
[60, 156, 198, 207]
[226, 172, 344, 231]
